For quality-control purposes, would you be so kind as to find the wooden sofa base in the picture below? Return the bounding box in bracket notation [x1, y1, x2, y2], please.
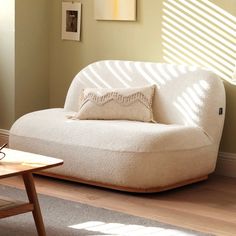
[36, 172, 208, 193]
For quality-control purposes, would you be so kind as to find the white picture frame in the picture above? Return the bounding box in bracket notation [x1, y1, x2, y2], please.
[62, 2, 81, 41]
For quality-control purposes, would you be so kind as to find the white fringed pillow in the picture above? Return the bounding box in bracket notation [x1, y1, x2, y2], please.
[71, 85, 156, 122]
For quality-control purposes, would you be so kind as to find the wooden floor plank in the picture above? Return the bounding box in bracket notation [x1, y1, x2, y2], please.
[1, 174, 236, 235]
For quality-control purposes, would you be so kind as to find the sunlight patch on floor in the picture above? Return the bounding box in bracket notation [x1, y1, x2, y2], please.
[69, 221, 199, 236]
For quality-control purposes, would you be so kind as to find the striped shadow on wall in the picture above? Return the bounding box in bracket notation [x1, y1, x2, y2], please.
[162, 0, 236, 84]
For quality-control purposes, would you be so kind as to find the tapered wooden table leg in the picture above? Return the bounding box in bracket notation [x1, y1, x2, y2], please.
[23, 173, 46, 236]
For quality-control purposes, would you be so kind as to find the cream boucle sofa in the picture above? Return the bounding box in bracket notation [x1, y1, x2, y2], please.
[9, 60, 225, 192]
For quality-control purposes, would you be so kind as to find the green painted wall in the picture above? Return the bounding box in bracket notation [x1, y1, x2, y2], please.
[213, 0, 236, 153]
[221, 82, 236, 152]
[15, 0, 49, 119]
[49, 0, 164, 107]
[0, 0, 49, 130]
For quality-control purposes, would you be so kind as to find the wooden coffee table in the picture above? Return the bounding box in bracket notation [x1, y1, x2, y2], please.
[0, 148, 63, 236]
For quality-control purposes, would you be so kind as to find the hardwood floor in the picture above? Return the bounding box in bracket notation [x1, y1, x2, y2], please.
[1, 174, 236, 235]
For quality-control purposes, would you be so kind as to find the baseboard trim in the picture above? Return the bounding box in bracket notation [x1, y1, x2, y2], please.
[0, 129, 9, 144]
[215, 152, 236, 178]
[0, 129, 9, 136]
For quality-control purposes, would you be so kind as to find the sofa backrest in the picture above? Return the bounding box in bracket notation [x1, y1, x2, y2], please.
[64, 60, 225, 144]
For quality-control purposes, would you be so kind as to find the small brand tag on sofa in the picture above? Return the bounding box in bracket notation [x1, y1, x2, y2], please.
[219, 107, 223, 115]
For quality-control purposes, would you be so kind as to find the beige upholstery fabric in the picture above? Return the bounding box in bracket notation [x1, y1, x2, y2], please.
[9, 60, 226, 192]
[74, 85, 155, 122]
[65, 61, 225, 145]
[10, 109, 214, 189]
[10, 109, 211, 153]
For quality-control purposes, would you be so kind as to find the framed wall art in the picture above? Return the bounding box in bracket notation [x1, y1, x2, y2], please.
[62, 2, 81, 41]
[94, 0, 136, 21]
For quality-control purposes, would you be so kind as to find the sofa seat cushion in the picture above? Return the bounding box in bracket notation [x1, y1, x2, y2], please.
[10, 109, 212, 153]
[10, 108, 215, 190]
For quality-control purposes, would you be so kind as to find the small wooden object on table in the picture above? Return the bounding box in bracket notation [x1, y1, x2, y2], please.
[0, 148, 63, 236]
